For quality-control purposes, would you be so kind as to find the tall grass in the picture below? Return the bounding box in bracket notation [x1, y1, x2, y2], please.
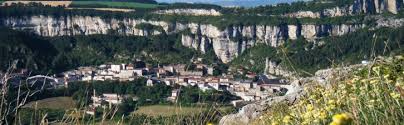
[254, 56, 404, 125]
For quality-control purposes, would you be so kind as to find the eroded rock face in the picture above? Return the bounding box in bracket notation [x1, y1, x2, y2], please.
[285, 0, 402, 18]
[154, 9, 222, 16]
[2, 15, 174, 36]
[264, 58, 295, 78]
[181, 24, 364, 63]
[376, 17, 404, 28]
[219, 104, 264, 125]
[219, 80, 303, 125]
[0, 15, 366, 63]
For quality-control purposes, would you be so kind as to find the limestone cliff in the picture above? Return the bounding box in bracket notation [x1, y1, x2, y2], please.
[180, 23, 365, 63]
[286, 0, 402, 18]
[1, 15, 366, 63]
[154, 9, 222, 16]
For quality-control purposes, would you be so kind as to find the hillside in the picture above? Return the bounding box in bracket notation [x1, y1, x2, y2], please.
[0, 0, 403, 125]
[0, 0, 403, 75]
[23, 97, 76, 110]
[220, 56, 404, 124]
[0, 27, 198, 74]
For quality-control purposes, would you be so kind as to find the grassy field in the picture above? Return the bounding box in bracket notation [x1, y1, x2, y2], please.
[71, 1, 160, 9]
[1, 1, 72, 7]
[133, 105, 232, 117]
[134, 105, 205, 117]
[23, 97, 76, 110]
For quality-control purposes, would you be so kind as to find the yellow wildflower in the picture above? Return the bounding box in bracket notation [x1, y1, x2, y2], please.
[326, 104, 336, 111]
[330, 113, 352, 125]
[307, 104, 314, 111]
[282, 115, 291, 123]
[328, 100, 335, 105]
[390, 92, 401, 99]
[319, 111, 327, 119]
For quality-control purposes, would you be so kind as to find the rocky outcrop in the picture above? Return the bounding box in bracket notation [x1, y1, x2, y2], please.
[219, 103, 264, 125]
[264, 58, 295, 78]
[181, 24, 364, 62]
[286, 0, 402, 18]
[285, 11, 321, 18]
[154, 9, 222, 16]
[219, 80, 303, 125]
[375, 17, 404, 28]
[1, 15, 173, 36]
[0, 15, 366, 63]
[220, 63, 369, 125]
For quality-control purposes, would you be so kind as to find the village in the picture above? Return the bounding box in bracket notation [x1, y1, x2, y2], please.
[1, 58, 292, 115]
[57, 58, 292, 108]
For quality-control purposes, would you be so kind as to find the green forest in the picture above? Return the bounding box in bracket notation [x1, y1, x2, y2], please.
[230, 26, 404, 75]
[0, 27, 198, 74]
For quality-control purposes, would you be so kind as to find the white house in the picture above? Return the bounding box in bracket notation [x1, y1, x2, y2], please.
[208, 82, 220, 90]
[147, 79, 158, 86]
[117, 70, 135, 79]
[168, 89, 180, 102]
[103, 94, 123, 104]
[207, 67, 214, 75]
[110, 65, 122, 72]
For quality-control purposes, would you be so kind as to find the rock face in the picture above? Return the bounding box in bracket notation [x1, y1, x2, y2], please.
[0, 15, 366, 63]
[154, 9, 222, 16]
[180, 24, 365, 63]
[286, 0, 402, 18]
[264, 58, 295, 78]
[375, 17, 404, 28]
[219, 104, 264, 125]
[1, 15, 173, 36]
[219, 80, 303, 125]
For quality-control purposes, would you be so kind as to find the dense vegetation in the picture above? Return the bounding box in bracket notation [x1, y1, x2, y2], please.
[0, 27, 196, 74]
[231, 26, 404, 75]
[0, 27, 58, 73]
[69, 79, 239, 106]
[226, 0, 356, 16]
[3, 77, 236, 124]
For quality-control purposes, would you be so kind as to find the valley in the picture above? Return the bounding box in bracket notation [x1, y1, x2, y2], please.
[0, 0, 403, 124]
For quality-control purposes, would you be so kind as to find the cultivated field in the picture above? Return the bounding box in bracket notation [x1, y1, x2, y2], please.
[0, 1, 160, 9]
[23, 97, 76, 110]
[1, 1, 72, 7]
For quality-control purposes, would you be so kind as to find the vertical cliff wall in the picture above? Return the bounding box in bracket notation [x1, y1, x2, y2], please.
[1, 15, 366, 63]
[180, 23, 365, 63]
[286, 0, 403, 18]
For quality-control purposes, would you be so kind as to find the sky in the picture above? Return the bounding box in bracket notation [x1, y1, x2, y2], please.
[156, 0, 303, 7]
